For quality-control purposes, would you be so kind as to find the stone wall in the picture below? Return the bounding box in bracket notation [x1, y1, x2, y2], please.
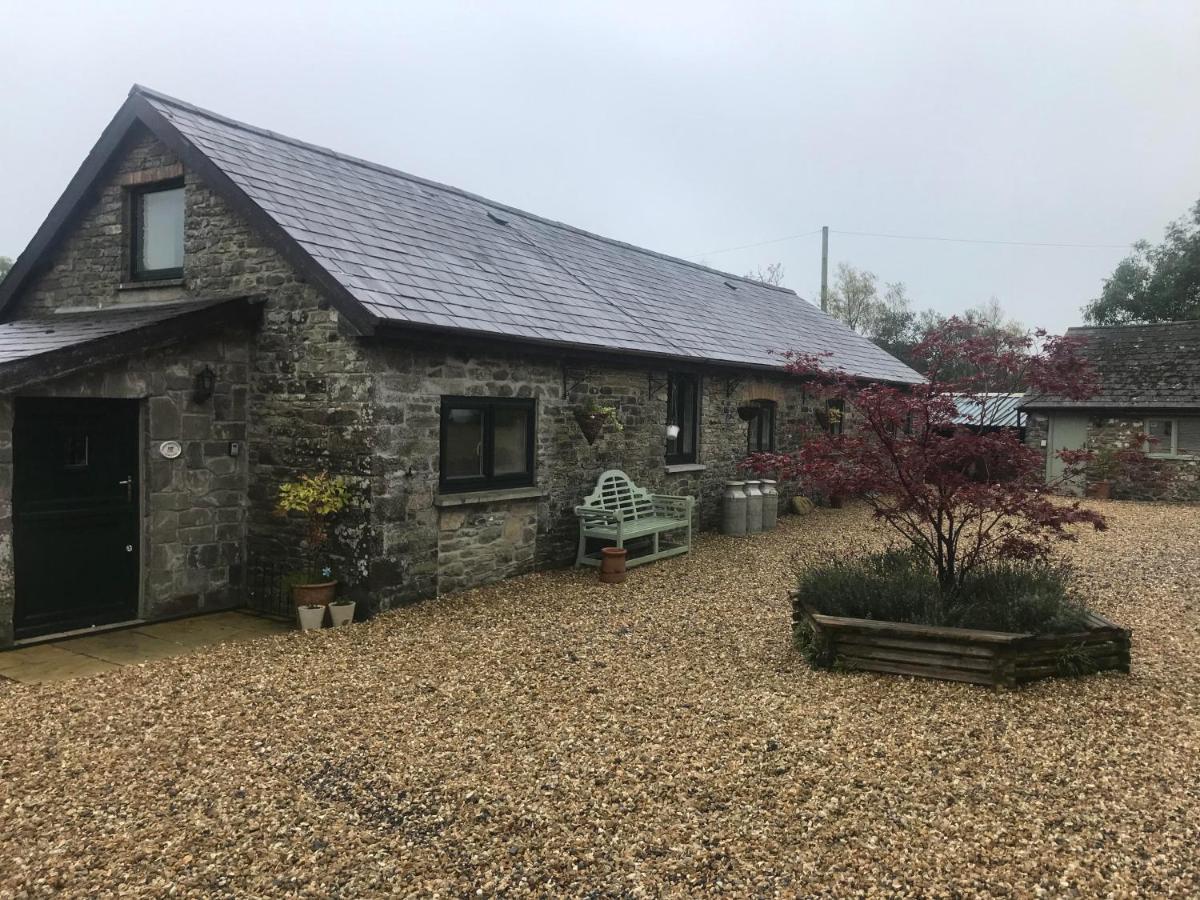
[0, 402, 12, 645]
[1025, 410, 1200, 500]
[365, 340, 823, 602]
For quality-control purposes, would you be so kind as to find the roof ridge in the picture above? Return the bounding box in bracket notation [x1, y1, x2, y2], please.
[130, 84, 801, 297]
[1067, 320, 1200, 331]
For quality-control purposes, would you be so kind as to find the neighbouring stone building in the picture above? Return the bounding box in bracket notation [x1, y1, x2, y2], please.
[0, 86, 919, 646]
[1022, 321, 1200, 500]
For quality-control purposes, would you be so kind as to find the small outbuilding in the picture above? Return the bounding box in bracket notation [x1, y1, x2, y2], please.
[1021, 321, 1200, 499]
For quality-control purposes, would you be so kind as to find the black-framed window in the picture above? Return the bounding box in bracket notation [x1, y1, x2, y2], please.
[748, 399, 776, 453]
[824, 398, 845, 435]
[666, 372, 700, 464]
[439, 396, 536, 492]
[130, 179, 185, 280]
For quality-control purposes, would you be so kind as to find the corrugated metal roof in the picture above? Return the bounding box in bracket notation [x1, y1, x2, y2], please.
[950, 393, 1026, 428]
[136, 87, 921, 383]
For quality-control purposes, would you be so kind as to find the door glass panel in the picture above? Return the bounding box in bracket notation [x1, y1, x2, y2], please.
[494, 406, 529, 475]
[63, 431, 89, 469]
[444, 408, 483, 478]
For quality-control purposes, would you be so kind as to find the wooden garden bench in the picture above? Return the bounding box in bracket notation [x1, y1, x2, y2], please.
[574, 469, 694, 568]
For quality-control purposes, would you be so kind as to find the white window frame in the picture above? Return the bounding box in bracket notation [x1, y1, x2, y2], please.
[1144, 417, 1198, 459]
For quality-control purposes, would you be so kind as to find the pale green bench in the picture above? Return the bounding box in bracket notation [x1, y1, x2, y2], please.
[574, 469, 694, 568]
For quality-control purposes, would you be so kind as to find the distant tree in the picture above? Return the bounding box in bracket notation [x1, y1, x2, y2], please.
[0, 257, 12, 282]
[867, 281, 918, 364]
[828, 263, 886, 332]
[743, 262, 786, 287]
[1084, 197, 1200, 324]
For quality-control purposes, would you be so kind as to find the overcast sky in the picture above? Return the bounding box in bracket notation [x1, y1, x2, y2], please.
[3, 1, 1198, 333]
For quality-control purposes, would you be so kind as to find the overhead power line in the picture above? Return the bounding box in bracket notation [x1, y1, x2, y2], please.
[830, 229, 1134, 250]
[689, 227, 1134, 258]
[688, 228, 823, 259]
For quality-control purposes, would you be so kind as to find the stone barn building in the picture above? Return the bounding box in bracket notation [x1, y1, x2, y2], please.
[0, 86, 918, 645]
[1022, 321, 1200, 499]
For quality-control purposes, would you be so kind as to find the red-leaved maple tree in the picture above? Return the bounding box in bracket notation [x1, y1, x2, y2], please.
[743, 319, 1108, 590]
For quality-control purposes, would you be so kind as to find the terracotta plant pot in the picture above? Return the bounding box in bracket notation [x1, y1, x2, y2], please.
[328, 600, 356, 627]
[575, 411, 608, 445]
[599, 547, 628, 584]
[291, 581, 337, 608]
[296, 604, 326, 631]
[1086, 481, 1112, 500]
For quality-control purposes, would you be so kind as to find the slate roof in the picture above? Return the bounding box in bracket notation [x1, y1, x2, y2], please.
[950, 393, 1025, 428]
[124, 87, 919, 383]
[1022, 321, 1200, 409]
[0, 299, 254, 391]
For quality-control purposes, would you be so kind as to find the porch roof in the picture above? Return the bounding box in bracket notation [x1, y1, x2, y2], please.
[0, 297, 258, 392]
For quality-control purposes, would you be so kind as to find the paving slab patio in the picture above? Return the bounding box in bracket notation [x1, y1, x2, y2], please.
[0, 611, 291, 684]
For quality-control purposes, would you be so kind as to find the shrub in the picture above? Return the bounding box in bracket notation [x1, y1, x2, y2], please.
[796, 549, 1089, 635]
[744, 318, 1107, 590]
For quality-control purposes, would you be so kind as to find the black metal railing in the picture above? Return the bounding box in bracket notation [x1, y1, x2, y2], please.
[244, 552, 293, 620]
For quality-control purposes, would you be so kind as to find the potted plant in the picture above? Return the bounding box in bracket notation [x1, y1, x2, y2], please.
[736, 404, 762, 422]
[275, 471, 350, 626]
[574, 400, 623, 445]
[1085, 448, 1119, 499]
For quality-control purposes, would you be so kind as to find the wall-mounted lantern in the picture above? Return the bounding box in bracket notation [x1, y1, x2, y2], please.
[193, 365, 217, 404]
[666, 423, 681, 440]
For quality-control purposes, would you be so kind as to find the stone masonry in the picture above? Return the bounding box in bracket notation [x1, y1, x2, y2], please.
[1025, 411, 1200, 500]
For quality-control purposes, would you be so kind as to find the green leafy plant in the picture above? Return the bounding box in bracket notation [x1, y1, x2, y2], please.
[577, 398, 623, 431]
[275, 471, 349, 581]
[792, 618, 835, 669]
[1055, 643, 1102, 678]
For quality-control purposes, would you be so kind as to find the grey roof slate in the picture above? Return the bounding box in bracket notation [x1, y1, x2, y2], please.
[0, 300, 228, 367]
[1022, 321, 1200, 409]
[138, 88, 920, 383]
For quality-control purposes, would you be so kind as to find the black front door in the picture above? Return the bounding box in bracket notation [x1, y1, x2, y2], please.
[13, 398, 140, 638]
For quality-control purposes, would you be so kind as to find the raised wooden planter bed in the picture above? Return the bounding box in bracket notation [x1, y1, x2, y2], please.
[789, 591, 1131, 689]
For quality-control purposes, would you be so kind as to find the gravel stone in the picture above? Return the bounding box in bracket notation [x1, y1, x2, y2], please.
[0, 501, 1196, 897]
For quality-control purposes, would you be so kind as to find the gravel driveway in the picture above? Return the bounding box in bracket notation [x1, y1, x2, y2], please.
[1, 502, 1197, 897]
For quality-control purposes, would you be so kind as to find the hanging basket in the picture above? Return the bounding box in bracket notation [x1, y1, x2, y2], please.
[575, 411, 608, 445]
[737, 405, 762, 422]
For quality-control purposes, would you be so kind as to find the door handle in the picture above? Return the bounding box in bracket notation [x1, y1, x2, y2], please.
[118, 476, 133, 502]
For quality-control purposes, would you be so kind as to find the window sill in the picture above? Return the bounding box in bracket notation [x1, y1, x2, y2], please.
[664, 463, 706, 474]
[1147, 454, 1198, 461]
[433, 486, 544, 507]
[119, 277, 185, 291]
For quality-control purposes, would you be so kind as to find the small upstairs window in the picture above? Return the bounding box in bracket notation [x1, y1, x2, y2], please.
[130, 180, 184, 280]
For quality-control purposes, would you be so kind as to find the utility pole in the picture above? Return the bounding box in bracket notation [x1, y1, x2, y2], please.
[820, 225, 829, 312]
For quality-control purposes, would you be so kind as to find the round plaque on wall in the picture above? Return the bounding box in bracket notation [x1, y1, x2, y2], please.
[159, 440, 183, 460]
